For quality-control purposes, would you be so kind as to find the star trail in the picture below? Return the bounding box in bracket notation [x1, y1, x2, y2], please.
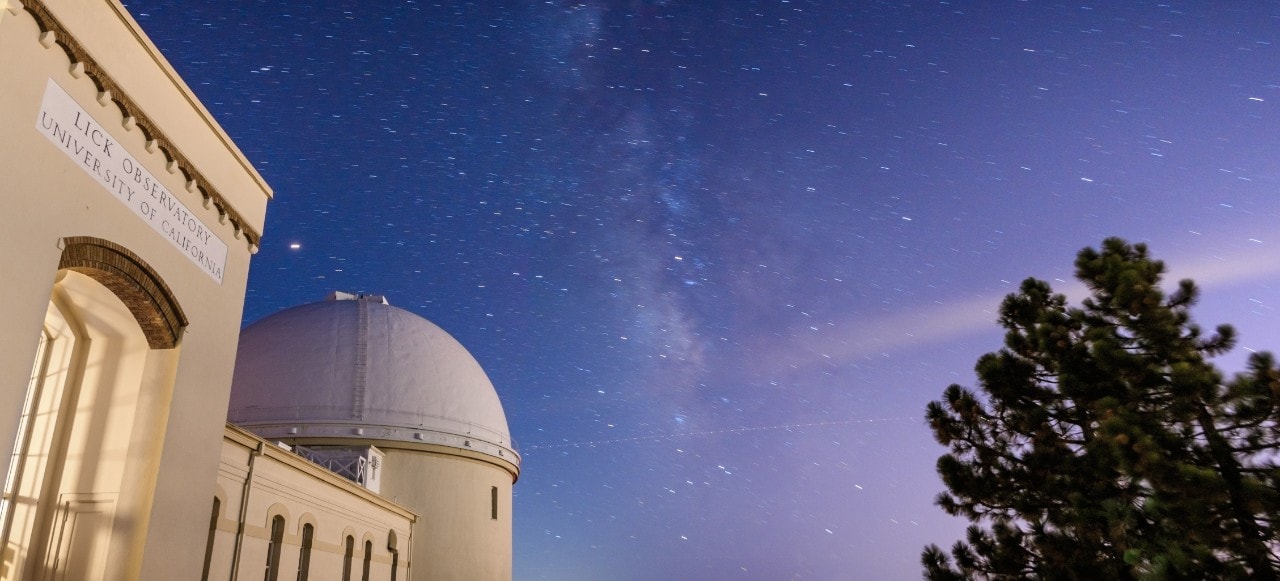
[125, 2, 1280, 578]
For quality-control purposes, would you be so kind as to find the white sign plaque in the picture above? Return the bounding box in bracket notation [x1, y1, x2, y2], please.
[36, 78, 227, 283]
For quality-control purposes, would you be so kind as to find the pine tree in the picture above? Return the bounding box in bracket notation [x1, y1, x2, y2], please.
[922, 238, 1280, 579]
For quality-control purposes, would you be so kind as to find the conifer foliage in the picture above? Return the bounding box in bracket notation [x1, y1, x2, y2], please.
[922, 238, 1280, 579]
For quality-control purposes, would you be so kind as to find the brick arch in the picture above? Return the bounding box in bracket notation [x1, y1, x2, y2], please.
[58, 237, 187, 349]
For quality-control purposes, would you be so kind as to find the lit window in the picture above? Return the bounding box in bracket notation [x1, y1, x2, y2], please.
[2, 240, 185, 581]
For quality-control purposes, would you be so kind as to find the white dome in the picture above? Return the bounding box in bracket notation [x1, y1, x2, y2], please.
[229, 293, 519, 469]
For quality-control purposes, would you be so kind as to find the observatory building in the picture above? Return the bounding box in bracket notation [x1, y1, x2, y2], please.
[1, 1, 519, 579]
[227, 292, 521, 580]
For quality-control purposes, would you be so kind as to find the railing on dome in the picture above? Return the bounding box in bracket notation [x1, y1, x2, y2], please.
[289, 444, 384, 493]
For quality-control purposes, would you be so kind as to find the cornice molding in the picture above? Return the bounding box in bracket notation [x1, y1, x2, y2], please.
[20, 0, 262, 252]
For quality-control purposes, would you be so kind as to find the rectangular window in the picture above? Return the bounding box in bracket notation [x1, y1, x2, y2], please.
[490, 486, 498, 520]
[0, 330, 52, 551]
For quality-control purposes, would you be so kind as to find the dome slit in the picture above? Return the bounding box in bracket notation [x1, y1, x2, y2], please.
[352, 296, 369, 420]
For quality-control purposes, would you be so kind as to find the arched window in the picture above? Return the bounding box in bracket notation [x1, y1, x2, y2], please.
[342, 535, 354, 581]
[265, 515, 285, 581]
[296, 523, 313, 581]
[387, 532, 399, 581]
[361, 539, 373, 581]
[0, 238, 186, 580]
[200, 497, 221, 581]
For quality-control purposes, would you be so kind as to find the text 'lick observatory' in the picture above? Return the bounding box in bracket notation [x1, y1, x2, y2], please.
[230, 292, 521, 580]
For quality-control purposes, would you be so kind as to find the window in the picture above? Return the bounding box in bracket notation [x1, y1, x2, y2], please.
[265, 515, 285, 581]
[200, 497, 220, 581]
[296, 523, 313, 581]
[0, 328, 50, 566]
[491, 486, 499, 520]
[387, 532, 398, 581]
[361, 539, 372, 581]
[342, 535, 354, 581]
[0, 249, 184, 580]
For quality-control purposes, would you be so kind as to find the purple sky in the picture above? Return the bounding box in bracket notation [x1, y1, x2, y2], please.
[125, 1, 1280, 578]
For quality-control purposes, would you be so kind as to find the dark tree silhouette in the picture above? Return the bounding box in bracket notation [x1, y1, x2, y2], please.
[923, 238, 1280, 580]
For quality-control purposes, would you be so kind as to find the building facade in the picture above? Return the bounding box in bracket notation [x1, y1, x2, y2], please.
[210, 426, 415, 581]
[0, 0, 272, 578]
[1, 2, 519, 580]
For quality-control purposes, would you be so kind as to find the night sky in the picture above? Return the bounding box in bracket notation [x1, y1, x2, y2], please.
[123, 2, 1280, 579]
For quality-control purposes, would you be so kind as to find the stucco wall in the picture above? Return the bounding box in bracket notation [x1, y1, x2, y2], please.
[214, 427, 415, 581]
[380, 449, 515, 581]
[0, 1, 271, 578]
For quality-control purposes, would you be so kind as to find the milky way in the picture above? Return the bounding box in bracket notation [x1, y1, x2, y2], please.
[126, 2, 1280, 578]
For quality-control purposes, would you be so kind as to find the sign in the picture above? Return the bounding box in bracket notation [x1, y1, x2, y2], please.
[36, 79, 227, 283]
